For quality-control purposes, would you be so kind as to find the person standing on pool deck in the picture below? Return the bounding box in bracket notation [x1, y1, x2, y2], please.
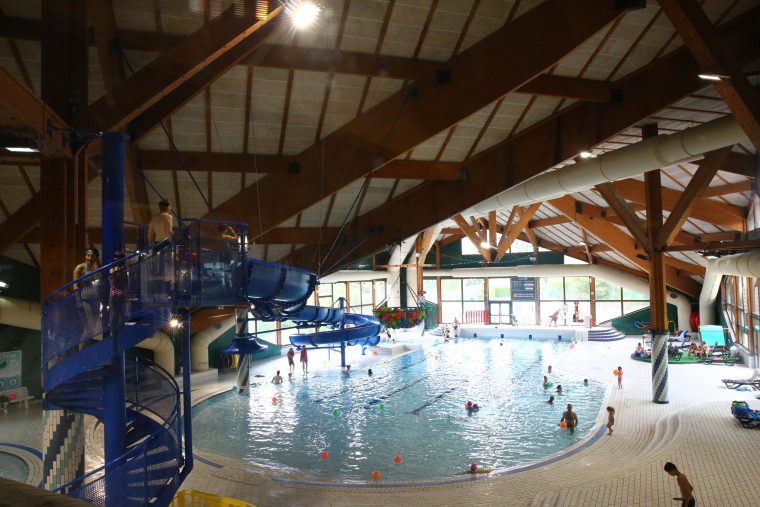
[664, 462, 695, 507]
[287, 347, 295, 374]
[300, 346, 308, 373]
[617, 366, 623, 389]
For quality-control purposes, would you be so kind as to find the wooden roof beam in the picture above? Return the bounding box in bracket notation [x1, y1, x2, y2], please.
[453, 214, 490, 262]
[660, 0, 760, 152]
[280, 9, 760, 275]
[655, 147, 731, 250]
[209, 0, 630, 239]
[81, 4, 286, 132]
[495, 203, 541, 261]
[595, 182, 649, 250]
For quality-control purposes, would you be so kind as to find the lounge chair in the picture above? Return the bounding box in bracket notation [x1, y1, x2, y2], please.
[668, 329, 692, 350]
[731, 401, 760, 428]
[722, 378, 760, 390]
[705, 349, 737, 366]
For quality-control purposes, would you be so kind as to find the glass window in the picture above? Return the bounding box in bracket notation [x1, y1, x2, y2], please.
[512, 302, 536, 325]
[595, 279, 622, 300]
[348, 282, 361, 308]
[461, 239, 480, 255]
[423, 278, 438, 304]
[374, 280, 386, 306]
[622, 287, 648, 300]
[462, 278, 484, 301]
[596, 301, 623, 323]
[540, 301, 567, 325]
[463, 301, 486, 321]
[488, 278, 511, 300]
[622, 301, 648, 315]
[540, 277, 564, 300]
[441, 279, 462, 300]
[510, 238, 533, 253]
[361, 281, 372, 306]
[441, 301, 462, 323]
[333, 282, 346, 302]
[318, 282, 333, 307]
[564, 277, 590, 300]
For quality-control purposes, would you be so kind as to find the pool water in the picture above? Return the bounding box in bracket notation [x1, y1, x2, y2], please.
[193, 338, 607, 482]
[0, 451, 29, 483]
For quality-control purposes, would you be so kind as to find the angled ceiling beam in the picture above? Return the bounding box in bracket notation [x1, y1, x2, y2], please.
[0, 65, 69, 157]
[719, 152, 758, 178]
[209, 0, 630, 239]
[79, 4, 285, 132]
[89, 0, 151, 224]
[581, 229, 593, 264]
[488, 211, 497, 249]
[495, 202, 541, 261]
[655, 147, 731, 250]
[611, 179, 744, 230]
[702, 180, 752, 198]
[281, 8, 760, 276]
[664, 239, 760, 253]
[595, 182, 649, 250]
[659, 0, 760, 152]
[452, 214, 490, 261]
[138, 149, 465, 181]
[0, 17, 618, 102]
[551, 196, 702, 296]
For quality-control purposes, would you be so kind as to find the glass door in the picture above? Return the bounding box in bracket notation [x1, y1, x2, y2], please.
[489, 302, 513, 324]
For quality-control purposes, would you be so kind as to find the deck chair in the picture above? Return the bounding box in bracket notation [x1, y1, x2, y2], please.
[722, 378, 760, 390]
[731, 401, 760, 428]
[668, 329, 692, 350]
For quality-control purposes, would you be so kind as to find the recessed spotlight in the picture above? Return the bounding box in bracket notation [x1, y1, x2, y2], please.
[287, 1, 320, 29]
[5, 146, 39, 153]
[0, 281, 8, 289]
[169, 318, 180, 328]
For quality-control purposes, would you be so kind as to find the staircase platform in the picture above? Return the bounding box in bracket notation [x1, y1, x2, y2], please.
[587, 326, 626, 342]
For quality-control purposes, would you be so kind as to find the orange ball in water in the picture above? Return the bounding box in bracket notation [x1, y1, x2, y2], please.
[559, 421, 568, 429]
[321, 451, 329, 460]
[613, 369, 619, 376]
[272, 396, 278, 403]
[394, 455, 402, 463]
[372, 471, 382, 481]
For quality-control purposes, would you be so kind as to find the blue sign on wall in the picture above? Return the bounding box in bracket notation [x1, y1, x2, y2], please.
[512, 277, 536, 301]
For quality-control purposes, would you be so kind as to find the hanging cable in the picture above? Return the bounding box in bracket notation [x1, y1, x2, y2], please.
[119, 48, 212, 216]
[318, 86, 414, 272]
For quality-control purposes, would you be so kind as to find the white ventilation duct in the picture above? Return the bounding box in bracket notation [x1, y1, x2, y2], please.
[463, 114, 749, 217]
[0, 297, 41, 330]
[425, 264, 692, 330]
[136, 332, 174, 374]
[319, 271, 389, 283]
[191, 316, 236, 371]
[386, 236, 418, 307]
[700, 251, 760, 326]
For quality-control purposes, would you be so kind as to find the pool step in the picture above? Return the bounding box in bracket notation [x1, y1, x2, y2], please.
[587, 327, 626, 342]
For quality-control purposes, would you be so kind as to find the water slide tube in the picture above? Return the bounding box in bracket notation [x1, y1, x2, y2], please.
[244, 258, 382, 348]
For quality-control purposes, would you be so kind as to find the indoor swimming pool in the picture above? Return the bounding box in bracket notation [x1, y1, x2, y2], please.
[192, 338, 607, 482]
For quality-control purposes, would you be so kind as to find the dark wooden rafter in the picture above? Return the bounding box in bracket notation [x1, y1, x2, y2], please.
[655, 147, 732, 249]
[0, 7, 34, 89]
[595, 182, 649, 250]
[90, 0, 151, 224]
[208, 0, 629, 239]
[281, 8, 760, 277]
[665, 239, 760, 252]
[659, 0, 760, 152]
[581, 229, 593, 264]
[495, 203, 541, 261]
[488, 211, 497, 249]
[452, 214, 490, 261]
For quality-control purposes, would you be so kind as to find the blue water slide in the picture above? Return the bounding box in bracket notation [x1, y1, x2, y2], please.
[288, 311, 382, 347]
[244, 258, 381, 347]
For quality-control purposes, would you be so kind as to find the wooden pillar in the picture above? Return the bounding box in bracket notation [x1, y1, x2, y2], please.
[40, 0, 88, 298]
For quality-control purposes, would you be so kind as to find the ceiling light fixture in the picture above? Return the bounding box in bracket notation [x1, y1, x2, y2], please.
[0, 281, 8, 289]
[169, 317, 180, 328]
[579, 151, 596, 159]
[480, 241, 490, 249]
[287, 1, 320, 29]
[0, 133, 40, 153]
[697, 73, 728, 81]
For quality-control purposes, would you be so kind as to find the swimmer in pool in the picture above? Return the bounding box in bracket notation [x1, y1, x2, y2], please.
[547, 395, 555, 404]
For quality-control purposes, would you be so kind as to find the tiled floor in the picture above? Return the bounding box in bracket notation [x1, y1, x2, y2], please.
[2, 335, 759, 506]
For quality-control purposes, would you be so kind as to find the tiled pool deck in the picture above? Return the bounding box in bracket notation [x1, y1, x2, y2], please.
[3, 335, 760, 506]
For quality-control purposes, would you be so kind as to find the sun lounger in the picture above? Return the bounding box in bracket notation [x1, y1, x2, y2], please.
[722, 378, 760, 390]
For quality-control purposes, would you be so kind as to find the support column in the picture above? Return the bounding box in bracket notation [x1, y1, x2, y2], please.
[644, 123, 669, 404]
[235, 308, 250, 393]
[180, 307, 193, 477]
[41, 0, 88, 491]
